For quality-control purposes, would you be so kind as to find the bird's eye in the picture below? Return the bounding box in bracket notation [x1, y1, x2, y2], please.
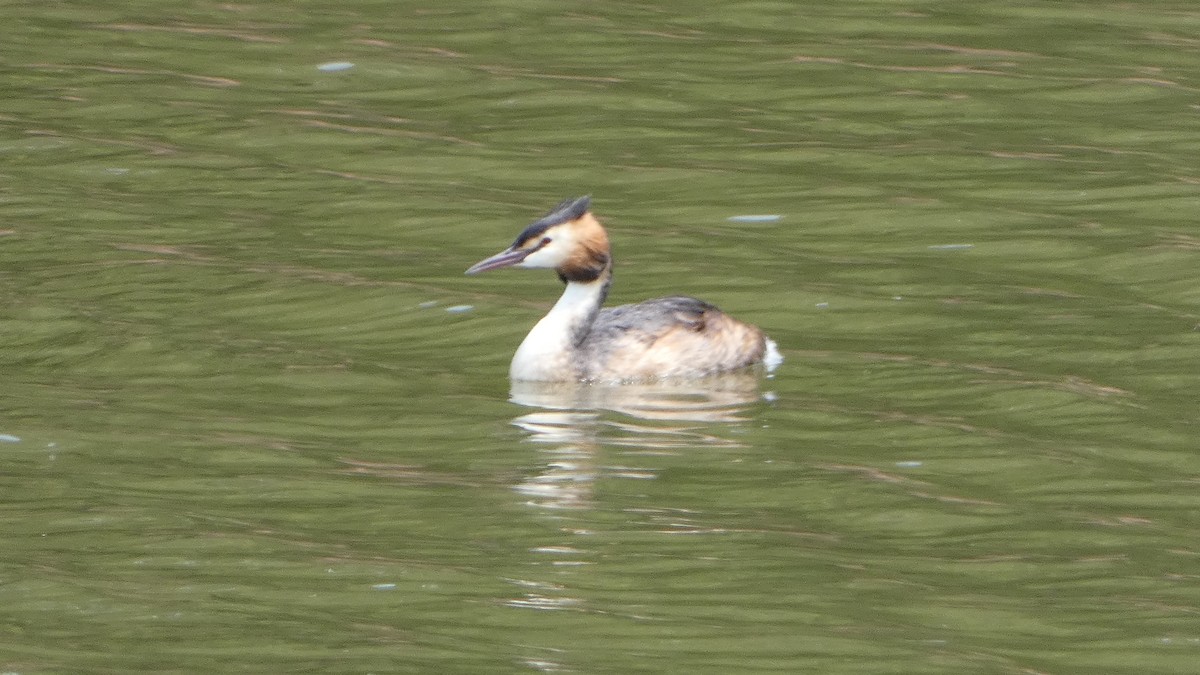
[538, 237, 551, 247]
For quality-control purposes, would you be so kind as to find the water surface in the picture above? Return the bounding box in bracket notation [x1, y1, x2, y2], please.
[3, 1, 1199, 673]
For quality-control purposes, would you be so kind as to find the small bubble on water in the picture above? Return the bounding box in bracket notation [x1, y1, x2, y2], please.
[728, 214, 782, 223]
[928, 243, 974, 251]
[372, 583, 397, 591]
[815, 302, 829, 309]
[0, 434, 20, 443]
[445, 305, 474, 314]
[418, 301, 439, 309]
[317, 61, 355, 72]
[896, 461, 923, 468]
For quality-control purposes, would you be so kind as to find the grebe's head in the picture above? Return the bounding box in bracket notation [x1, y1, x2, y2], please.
[465, 195, 611, 283]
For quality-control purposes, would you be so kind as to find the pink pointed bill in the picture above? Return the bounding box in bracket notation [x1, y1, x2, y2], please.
[465, 247, 531, 275]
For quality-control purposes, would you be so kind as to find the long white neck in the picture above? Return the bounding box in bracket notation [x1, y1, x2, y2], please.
[510, 276, 610, 381]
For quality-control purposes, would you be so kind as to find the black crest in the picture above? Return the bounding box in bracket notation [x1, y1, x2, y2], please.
[512, 195, 591, 247]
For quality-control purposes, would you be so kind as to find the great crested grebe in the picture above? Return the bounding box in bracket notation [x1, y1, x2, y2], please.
[466, 196, 779, 382]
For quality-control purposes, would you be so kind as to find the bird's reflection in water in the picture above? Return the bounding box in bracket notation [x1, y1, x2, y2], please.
[509, 372, 771, 510]
[502, 373, 773, 624]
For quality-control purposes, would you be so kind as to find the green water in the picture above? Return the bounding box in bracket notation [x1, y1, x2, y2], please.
[3, 1, 1199, 672]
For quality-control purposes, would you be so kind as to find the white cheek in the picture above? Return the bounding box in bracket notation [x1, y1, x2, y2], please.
[518, 235, 572, 269]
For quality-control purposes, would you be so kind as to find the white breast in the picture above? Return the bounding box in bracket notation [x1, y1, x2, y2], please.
[509, 280, 607, 381]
